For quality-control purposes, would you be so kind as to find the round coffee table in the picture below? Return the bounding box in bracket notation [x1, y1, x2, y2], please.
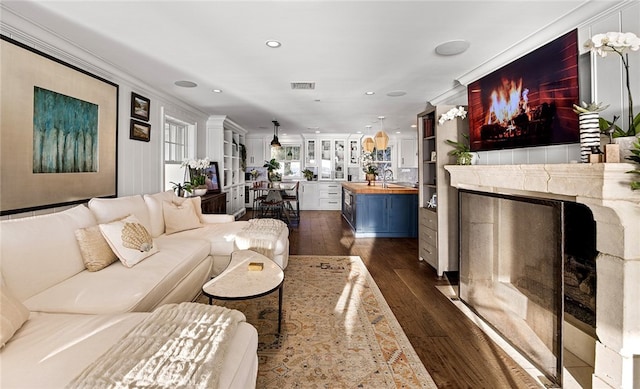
[202, 250, 285, 333]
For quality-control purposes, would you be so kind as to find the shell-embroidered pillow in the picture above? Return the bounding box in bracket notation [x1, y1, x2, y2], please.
[99, 215, 158, 268]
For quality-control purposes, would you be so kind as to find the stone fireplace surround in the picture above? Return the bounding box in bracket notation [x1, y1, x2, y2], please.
[445, 163, 639, 389]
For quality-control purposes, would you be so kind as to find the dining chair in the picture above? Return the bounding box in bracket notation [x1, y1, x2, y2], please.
[282, 181, 300, 225]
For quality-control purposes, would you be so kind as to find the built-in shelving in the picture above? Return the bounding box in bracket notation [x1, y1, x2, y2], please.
[206, 115, 247, 219]
[417, 104, 467, 276]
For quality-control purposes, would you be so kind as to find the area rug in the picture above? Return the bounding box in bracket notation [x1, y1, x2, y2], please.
[197, 255, 436, 388]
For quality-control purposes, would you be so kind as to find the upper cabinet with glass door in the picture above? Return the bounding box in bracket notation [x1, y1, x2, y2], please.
[305, 139, 316, 167]
[348, 138, 360, 167]
[334, 139, 345, 180]
[318, 138, 346, 180]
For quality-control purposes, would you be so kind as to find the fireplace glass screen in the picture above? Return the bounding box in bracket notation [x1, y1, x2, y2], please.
[459, 190, 563, 385]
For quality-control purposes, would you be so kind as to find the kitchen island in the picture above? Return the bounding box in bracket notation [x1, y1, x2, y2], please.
[342, 182, 418, 238]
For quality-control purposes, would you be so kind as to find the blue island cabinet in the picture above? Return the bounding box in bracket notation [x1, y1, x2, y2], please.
[347, 192, 418, 238]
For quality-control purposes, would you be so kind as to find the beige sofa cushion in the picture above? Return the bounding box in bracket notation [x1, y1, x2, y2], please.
[99, 215, 158, 268]
[88, 195, 152, 233]
[163, 200, 203, 235]
[0, 205, 96, 301]
[1, 285, 30, 348]
[75, 226, 117, 272]
[144, 191, 203, 237]
[23, 237, 211, 314]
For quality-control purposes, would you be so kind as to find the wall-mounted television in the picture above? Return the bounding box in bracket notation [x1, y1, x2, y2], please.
[467, 29, 580, 152]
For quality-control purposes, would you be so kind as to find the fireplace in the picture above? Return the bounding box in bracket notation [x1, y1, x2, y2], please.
[459, 190, 597, 386]
[446, 164, 640, 389]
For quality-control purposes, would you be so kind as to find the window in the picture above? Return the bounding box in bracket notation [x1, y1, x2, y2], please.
[163, 114, 196, 191]
[271, 144, 301, 179]
[164, 117, 190, 162]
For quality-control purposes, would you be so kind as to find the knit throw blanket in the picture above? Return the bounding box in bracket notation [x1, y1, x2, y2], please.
[235, 218, 286, 260]
[67, 302, 246, 389]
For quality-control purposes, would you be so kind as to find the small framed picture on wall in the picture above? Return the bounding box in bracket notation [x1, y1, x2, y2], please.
[131, 92, 150, 121]
[130, 119, 151, 142]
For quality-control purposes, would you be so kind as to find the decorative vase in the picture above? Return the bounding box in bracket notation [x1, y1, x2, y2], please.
[193, 188, 207, 196]
[366, 173, 376, 186]
[457, 153, 472, 165]
[613, 135, 639, 162]
[579, 112, 600, 163]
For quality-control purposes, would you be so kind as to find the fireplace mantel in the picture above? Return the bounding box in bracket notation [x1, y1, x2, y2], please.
[445, 163, 637, 202]
[445, 163, 640, 389]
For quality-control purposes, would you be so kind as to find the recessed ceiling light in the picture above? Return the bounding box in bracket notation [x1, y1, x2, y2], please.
[356, 131, 362, 134]
[365, 91, 375, 95]
[212, 89, 222, 93]
[395, 131, 401, 134]
[386, 90, 406, 97]
[315, 130, 320, 134]
[174, 80, 198, 88]
[435, 40, 470, 56]
[265, 40, 281, 48]
[411, 124, 417, 128]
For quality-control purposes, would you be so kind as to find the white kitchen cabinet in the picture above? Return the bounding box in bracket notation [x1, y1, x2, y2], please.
[319, 138, 346, 181]
[399, 138, 418, 168]
[246, 137, 266, 166]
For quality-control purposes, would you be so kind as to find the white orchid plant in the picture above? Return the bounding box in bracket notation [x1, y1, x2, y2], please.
[360, 151, 378, 175]
[438, 106, 467, 125]
[181, 157, 210, 187]
[584, 31, 640, 136]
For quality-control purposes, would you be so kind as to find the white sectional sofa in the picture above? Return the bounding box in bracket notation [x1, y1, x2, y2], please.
[0, 190, 290, 388]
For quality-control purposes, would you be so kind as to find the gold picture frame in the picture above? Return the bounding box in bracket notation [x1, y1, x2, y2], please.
[0, 36, 118, 215]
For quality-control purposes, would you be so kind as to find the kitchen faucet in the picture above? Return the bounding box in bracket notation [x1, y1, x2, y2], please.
[382, 168, 393, 189]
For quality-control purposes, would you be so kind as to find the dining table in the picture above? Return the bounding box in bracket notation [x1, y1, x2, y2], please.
[250, 182, 297, 223]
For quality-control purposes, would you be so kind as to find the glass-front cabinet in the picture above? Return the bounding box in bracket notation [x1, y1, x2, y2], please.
[320, 139, 332, 180]
[305, 139, 316, 166]
[334, 139, 345, 180]
[348, 139, 360, 166]
[318, 138, 346, 180]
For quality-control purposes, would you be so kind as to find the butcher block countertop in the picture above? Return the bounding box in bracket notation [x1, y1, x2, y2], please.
[341, 182, 419, 195]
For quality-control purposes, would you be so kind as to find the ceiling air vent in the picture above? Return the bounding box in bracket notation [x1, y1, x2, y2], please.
[290, 82, 315, 90]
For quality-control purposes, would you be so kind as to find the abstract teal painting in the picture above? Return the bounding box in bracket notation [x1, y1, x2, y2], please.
[33, 87, 99, 173]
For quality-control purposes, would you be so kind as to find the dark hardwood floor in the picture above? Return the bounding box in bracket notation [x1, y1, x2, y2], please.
[244, 210, 541, 388]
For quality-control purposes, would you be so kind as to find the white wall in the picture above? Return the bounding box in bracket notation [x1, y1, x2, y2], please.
[439, 2, 639, 166]
[1, 8, 209, 218]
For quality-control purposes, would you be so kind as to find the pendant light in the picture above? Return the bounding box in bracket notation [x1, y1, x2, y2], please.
[374, 116, 389, 150]
[270, 120, 281, 148]
[362, 125, 374, 153]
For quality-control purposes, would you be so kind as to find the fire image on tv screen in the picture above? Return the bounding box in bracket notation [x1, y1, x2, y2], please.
[467, 29, 579, 152]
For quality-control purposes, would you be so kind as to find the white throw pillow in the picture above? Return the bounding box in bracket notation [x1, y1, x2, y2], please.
[163, 199, 203, 235]
[99, 215, 158, 268]
[1, 285, 30, 348]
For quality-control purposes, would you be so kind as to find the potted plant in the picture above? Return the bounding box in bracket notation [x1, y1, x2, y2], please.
[239, 143, 247, 171]
[584, 32, 640, 137]
[302, 168, 314, 181]
[573, 102, 609, 163]
[361, 152, 378, 185]
[263, 158, 281, 182]
[627, 138, 640, 190]
[170, 181, 193, 197]
[180, 158, 210, 196]
[445, 134, 473, 165]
